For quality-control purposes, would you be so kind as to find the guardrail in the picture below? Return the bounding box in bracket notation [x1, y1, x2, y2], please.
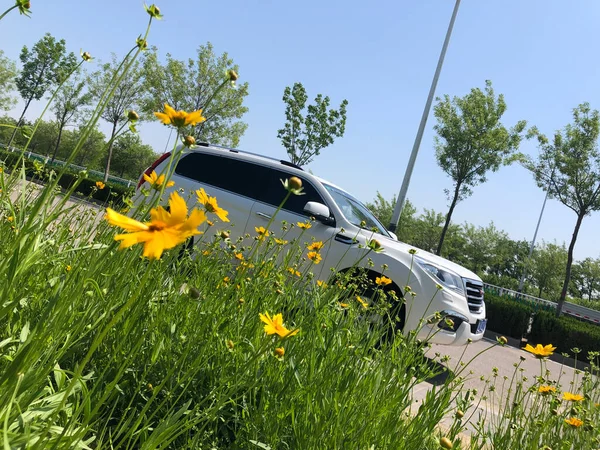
[483, 283, 600, 325]
[1, 145, 136, 188]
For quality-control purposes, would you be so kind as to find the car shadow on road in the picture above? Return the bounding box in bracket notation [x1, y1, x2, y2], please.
[423, 357, 453, 386]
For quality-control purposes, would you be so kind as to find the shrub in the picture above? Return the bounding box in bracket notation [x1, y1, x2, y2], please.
[0, 149, 134, 206]
[484, 293, 534, 339]
[528, 309, 600, 361]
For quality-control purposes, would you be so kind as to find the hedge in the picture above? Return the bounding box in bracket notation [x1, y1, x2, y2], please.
[1, 150, 134, 206]
[485, 293, 600, 361]
[528, 309, 600, 362]
[484, 293, 534, 340]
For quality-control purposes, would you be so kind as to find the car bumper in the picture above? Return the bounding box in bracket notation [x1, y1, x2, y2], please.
[417, 319, 486, 346]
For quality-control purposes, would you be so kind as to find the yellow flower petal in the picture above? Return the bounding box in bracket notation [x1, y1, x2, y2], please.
[105, 208, 149, 232]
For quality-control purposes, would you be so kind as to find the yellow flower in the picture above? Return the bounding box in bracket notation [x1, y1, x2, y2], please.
[307, 241, 324, 251]
[255, 226, 270, 239]
[538, 385, 556, 395]
[96, 181, 105, 190]
[143, 170, 175, 190]
[307, 251, 322, 264]
[339, 302, 349, 308]
[297, 221, 312, 230]
[235, 252, 244, 261]
[562, 392, 584, 402]
[274, 347, 285, 358]
[564, 417, 583, 428]
[275, 238, 288, 245]
[196, 188, 229, 222]
[7, 216, 14, 223]
[65, 265, 72, 272]
[105, 191, 206, 259]
[259, 312, 299, 338]
[154, 103, 206, 128]
[202, 250, 211, 256]
[375, 276, 392, 286]
[287, 267, 301, 277]
[524, 343, 556, 358]
[356, 295, 368, 309]
[317, 280, 327, 288]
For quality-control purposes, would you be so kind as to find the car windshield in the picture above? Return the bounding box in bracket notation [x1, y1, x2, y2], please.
[323, 183, 390, 237]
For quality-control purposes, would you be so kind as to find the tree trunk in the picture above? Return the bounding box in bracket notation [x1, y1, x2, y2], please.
[538, 285, 543, 298]
[557, 213, 585, 316]
[50, 122, 65, 163]
[103, 120, 118, 183]
[436, 183, 461, 256]
[7, 98, 33, 147]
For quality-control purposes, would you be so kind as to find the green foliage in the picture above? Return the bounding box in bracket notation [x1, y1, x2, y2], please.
[50, 71, 93, 162]
[529, 241, 568, 299]
[528, 309, 600, 361]
[107, 132, 157, 179]
[0, 49, 17, 111]
[569, 257, 600, 301]
[527, 103, 600, 312]
[88, 54, 145, 181]
[277, 82, 348, 166]
[1, 148, 133, 204]
[13, 33, 77, 138]
[141, 43, 249, 147]
[433, 80, 526, 255]
[483, 292, 535, 339]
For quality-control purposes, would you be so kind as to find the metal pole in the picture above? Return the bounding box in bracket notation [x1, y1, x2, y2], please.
[517, 189, 550, 293]
[388, 0, 461, 232]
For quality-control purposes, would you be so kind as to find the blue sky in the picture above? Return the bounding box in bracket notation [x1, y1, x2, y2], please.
[2, 0, 600, 260]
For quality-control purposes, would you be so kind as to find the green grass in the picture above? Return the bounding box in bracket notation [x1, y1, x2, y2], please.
[1, 3, 600, 449]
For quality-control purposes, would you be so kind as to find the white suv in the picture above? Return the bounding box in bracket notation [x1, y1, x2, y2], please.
[134, 143, 487, 346]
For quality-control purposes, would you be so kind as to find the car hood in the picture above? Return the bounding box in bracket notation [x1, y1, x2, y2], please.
[373, 232, 481, 281]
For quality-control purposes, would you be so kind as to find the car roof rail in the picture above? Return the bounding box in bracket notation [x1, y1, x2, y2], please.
[197, 142, 304, 171]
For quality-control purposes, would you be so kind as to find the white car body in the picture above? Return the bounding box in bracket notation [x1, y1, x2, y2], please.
[133, 144, 487, 346]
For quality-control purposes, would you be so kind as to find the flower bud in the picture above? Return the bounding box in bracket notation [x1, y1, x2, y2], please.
[274, 347, 285, 358]
[128, 110, 140, 121]
[184, 135, 196, 147]
[288, 176, 302, 191]
[455, 410, 464, 419]
[226, 69, 238, 81]
[439, 437, 453, 449]
[220, 231, 230, 240]
[81, 51, 92, 62]
[498, 336, 508, 346]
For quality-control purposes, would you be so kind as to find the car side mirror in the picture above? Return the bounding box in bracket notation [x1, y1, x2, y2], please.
[303, 201, 335, 226]
[388, 231, 398, 241]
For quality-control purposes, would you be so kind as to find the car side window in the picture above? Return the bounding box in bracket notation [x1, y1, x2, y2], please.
[175, 152, 266, 200]
[256, 169, 325, 216]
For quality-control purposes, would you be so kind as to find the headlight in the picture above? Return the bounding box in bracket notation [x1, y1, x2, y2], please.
[415, 257, 465, 296]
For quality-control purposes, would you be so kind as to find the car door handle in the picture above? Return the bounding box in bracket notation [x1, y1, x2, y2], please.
[255, 211, 272, 220]
[334, 234, 354, 245]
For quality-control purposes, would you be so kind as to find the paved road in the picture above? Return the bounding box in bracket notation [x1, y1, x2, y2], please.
[412, 336, 584, 437]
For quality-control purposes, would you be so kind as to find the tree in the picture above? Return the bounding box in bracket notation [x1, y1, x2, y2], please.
[27, 119, 57, 155]
[569, 257, 600, 301]
[50, 72, 92, 162]
[52, 124, 106, 168]
[11, 33, 77, 145]
[529, 241, 568, 299]
[0, 50, 17, 111]
[277, 82, 348, 167]
[107, 133, 156, 179]
[366, 193, 417, 240]
[528, 103, 600, 315]
[141, 43, 249, 147]
[89, 54, 144, 182]
[433, 80, 526, 255]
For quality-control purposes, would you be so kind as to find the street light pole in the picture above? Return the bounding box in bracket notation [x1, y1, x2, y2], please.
[517, 178, 552, 293]
[388, 0, 461, 232]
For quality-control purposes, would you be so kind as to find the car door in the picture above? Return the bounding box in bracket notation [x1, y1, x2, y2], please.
[244, 167, 334, 279]
[173, 151, 263, 243]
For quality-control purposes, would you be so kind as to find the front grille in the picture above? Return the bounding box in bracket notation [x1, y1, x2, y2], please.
[464, 279, 484, 313]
